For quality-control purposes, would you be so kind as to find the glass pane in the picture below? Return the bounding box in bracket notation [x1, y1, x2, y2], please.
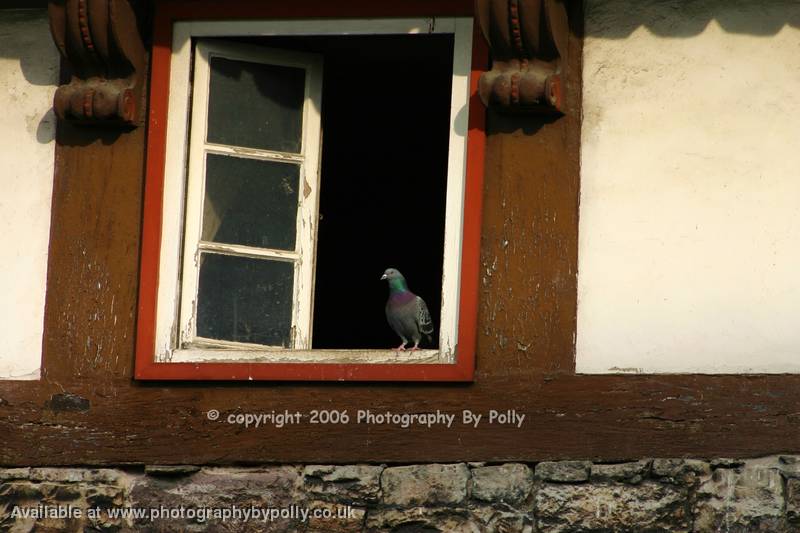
[202, 153, 300, 251]
[196, 253, 294, 347]
[207, 56, 305, 153]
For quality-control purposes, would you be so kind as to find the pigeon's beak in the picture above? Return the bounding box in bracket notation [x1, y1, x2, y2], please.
[380, 274, 388, 280]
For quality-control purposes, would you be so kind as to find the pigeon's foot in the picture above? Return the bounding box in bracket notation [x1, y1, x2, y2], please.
[395, 343, 407, 351]
[410, 342, 420, 352]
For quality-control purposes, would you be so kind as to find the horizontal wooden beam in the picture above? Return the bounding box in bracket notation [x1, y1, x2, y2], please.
[2, 373, 799, 465]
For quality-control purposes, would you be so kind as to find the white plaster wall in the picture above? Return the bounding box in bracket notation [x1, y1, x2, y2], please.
[577, 1, 800, 373]
[0, 10, 58, 379]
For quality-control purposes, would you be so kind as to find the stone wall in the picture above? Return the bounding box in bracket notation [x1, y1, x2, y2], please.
[2, 456, 800, 531]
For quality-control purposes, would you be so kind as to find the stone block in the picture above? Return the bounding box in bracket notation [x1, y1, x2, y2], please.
[591, 460, 651, 484]
[693, 466, 786, 532]
[471, 463, 533, 505]
[651, 459, 710, 484]
[381, 464, 469, 506]
[534, 461, 591, 483]
[0, 468, 32, 481]
[303, 464, 383, 504]
[710, 458, 745, 469]
[472, 507, 536, 533]
[365, 508, 482, 533]
[535, 482, 688, 533]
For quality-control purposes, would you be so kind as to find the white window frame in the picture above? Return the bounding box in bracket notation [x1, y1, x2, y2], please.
[154, 17, 473, 365]
[181, 41, 323, 352]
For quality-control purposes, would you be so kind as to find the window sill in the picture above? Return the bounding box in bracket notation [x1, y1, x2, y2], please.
[166, 348, 445, 364]
[137, 346, 470, 381]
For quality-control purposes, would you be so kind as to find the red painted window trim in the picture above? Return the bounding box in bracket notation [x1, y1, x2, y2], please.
[135, 0, 487, 381]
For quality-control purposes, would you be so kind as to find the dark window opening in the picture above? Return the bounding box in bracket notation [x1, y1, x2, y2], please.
[207, 34, 454, 350]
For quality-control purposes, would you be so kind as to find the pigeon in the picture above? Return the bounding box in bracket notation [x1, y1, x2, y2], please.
[380, 268, 434, 351]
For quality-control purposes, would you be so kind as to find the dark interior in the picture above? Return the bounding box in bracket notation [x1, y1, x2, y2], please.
[230, 34, 455, 349]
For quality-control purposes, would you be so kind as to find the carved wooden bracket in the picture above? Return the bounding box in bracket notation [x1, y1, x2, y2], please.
[475, 0, 569, 114]
[48, 0, 146, 126]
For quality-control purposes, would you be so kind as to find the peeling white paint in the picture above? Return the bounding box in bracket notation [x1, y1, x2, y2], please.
[170, 348, 440, 364]
[0, 10, 58, 380]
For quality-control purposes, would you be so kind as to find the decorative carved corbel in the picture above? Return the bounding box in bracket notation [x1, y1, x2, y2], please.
[48, 0, 146, 126]
[476, 0, 569, 114]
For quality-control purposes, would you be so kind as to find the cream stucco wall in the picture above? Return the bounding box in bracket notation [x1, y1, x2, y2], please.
[0, 10, 58, 379]
[577, 1, 800, 373]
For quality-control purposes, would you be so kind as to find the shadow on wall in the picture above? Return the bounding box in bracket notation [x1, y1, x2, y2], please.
[1, 8, 130, 148]
[585, 0, 800, 39]
[0, 9, 58, 145]
[0, 9, 58, 82]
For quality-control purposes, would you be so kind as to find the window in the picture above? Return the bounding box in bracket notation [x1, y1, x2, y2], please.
[136, 12, 486, 381]
[181, 41, 323, 352]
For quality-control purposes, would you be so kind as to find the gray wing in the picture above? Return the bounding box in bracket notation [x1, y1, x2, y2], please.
[415, 296, 434, 342]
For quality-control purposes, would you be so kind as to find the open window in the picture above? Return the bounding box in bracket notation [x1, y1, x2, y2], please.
[182, 41, 323, 353]
[136, 12, 486, 381]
